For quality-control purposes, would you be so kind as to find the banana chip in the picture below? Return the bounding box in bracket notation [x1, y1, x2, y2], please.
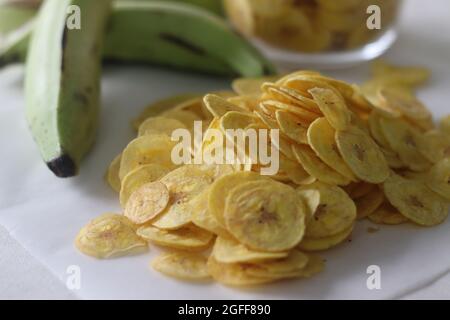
[76, 213, 147, 259]
[379, 87, 431, 120]
[138, 224, 213, 251]
[292, 144, 351, 186]
[275, 110, 309, 144]
[224, 180, 306, 252]
[308, 118, 356, 180]
[106, 154, 122, 192]
[124, 181, 170, 224]
[262, 83, 321, 114]
[138, 116, 187, 137]
[336, 126, 389, 183]
[298, 225, 353, 251]
[426, 158, 450, 200]
[151, 252, 210, 280]
[120, 164, 169, 208]
[368, 202, 408, 225]
[119, 134, 177, 180]
[299, 182, 356, 238]
[355, 187, 384, 219]
[232, 76, 278, 96]
[213, 236, 289, 264]
[417, 130, 450, 164]
[203, 94, 247, 118]
[383, 173, 449, 226]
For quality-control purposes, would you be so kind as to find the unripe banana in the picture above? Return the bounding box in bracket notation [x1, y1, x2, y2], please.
[25, 0, 112, 177]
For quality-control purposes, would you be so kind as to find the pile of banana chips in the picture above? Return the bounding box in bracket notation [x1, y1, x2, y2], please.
[76, 61, 450, 287]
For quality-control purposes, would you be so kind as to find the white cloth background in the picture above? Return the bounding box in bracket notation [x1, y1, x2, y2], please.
[1, 0, 450, 299]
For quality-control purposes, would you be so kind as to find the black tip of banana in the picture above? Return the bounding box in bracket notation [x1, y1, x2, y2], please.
[46, 154, 78, 178]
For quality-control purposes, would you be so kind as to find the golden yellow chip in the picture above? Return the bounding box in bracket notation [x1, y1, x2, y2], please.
[273, 136, 298, 161]
[152, 165, 214, 230]
[262, 100, 319, 123]
[119, 134, 177, 180]
[368, 202, 409, 225]
[336, 126, 390, 183]
[227, 95, 259, 112]
[292, 144, 351, 186]
[355, 187, 384, 219]
[132, 93, 200, 130]
[275, 110, 309, 144]
[220, 111, 257, 132]
[206, 256, 272, 286]
[209, 171, 268, 226]
[426, 158, 450, 201]
[212, 236, 289, 264]
[379, 87, 431, 120]
[378, 117, 431, 172]
[203, 94, 247, 118]
[75, 213, 148, 259]
[138, 116, 187, 137]
[105, 154, 122, 192]
[309, 87, 352, 131]
[151, 252, 210, 280]
[417, 130, 450, 164]
[224, 180, 306, 252]
[279, 155, 316, 185]
[124, 181, 170, 224]
[119, 164, 169, 208]
[261, 83, 321, 114]
[191, 189, 230, 238]
[244, 250, 310, 279]
[360, 81, 402, 118]
[232, 76, 278, 96]
[297, 189, 321, 222]
[298, 225, 353, 251]
[299, 182, 356, 238]
[308, 118, 356, 181]
[368, 111, 391, 149]
[137, 224, 213, 251]
[383, 173, 449, 226]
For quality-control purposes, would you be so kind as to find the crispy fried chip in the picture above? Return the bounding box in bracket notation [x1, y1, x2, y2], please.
[138, 224, 213, 251]
[308, 118, 356, 180]
[232, 76, 278, 96]
[309, 87, 352, 130]
[75, 213, 147, 259]
[292, 144, 351, 186]
[417, 130, 450, 164]
[124, 181, 170, 224]
[336, 126, 389, 183]
[298, 225, 353, 251]
[383, 173, 449, 226]
[426, 158, 450, 200]
[224, 180, 306, 252]
[213, 236, 289, 264]
[275, 110, 308, 144]
[151, 252, 210, 280]
[379, 87, 431, 120]
[368, 202, 409, 225]
[120, 164, 169, 208]
[355, 187, 384, 219]
[203, 94, 247, 118]
[138, 116, 187, 137]
[299, 182, 356, 238]
[119, 134, 177, 180]
[106, 154, 122, 192]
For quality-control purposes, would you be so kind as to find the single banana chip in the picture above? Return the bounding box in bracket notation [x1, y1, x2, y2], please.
[209, 171, 268, 226]
[378, 117, 431, 172]
[232, 76, 278, 96]
[336, 126, 390, 184]
[298, 225, 353, 251]
[152, 165, 214, 230]
[206, 256, 273, 286]
[368, 111, 391, 149]
[279, 155, 315, 185]
[220, 111, 257, 132]
[360, 81, 402, 118]
[132, 93, 200, 130]
[120, 164, 169, 208]
[308, 118, 356, 181]
[379, 87, 431, 120]
[75, 213, 148, 259]
[273, 136, 297, 161]
[299, 182, 356, 238]
[292, 144, 351, 186]
[203, 94, 247, 118]
[383, 173, 449, 226]
[355, 187, 385, 219]
[119, 134, 178, 180]
[191, 189, 230, 238]
[262, 100, 320, 122]
[106, 154, 122, 192]
[227, 95, 259, 112]
[124, 181, 170, 224]
[224, 180, 306, 252]
[213, 236, 289, 264]
[151, 252, 210, 280]
[426, 158, 450, 200]
[368, 202, 409, 225]
[137, 224, 213, 251]
[262, 83, 321, 114]
[138, 116, 187, 137]
[275, 110, 309, 144]
[309, 87, 352, 131]
[243, 250, 310, 279]
[417, 130, 450, 164]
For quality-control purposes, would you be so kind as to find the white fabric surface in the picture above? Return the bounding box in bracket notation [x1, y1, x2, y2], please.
[1, 0, 450, 300]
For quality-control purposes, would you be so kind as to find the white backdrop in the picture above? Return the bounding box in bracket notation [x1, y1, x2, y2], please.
[1, 0, 450, 299]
